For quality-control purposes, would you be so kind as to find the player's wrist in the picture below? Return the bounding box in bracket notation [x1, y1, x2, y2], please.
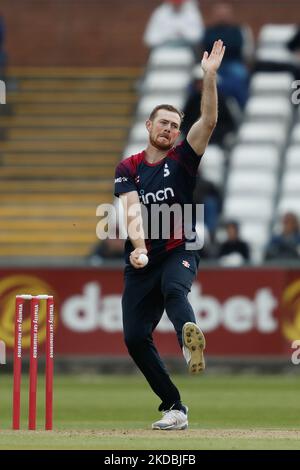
[203, 69, 217, 78]
[132, 241, 147, 252]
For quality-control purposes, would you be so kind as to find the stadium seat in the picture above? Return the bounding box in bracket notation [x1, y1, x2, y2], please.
[250, 72, 294, 95]
[256, 47, 295, 66]
[245, 96, 292, 122]
[240, 222, 270, 248]
[240, 221, 270, 263]
[13, 103, 134, 116]
[226, 170, 277, 196]
[200, 145, 225, 186]
[137, 94, 185, 117]
[258, 24, 297, 47]
[224, 196, 274, 222]
[129, 122, 149, 143]
[201, 145, 224, 168]
[230, 145, 280, 171]
[277, 196, 300, 217]
[0, 67, 139, 259]
[238, 122, 287, 147]
[143, 70, 191, 92]
[291, 123, 300, 143]
[281, 171, 300, 196]
[148, 47, 195, 68]
[8, 90, 136, 105]
[123, 143, 146, 158]
[285, 145, 300, 170]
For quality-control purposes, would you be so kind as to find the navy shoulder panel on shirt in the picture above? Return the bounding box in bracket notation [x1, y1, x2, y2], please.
[114, 151, 144, 197]
[167, 138, 202, 176]
[116, 151, 144, 177]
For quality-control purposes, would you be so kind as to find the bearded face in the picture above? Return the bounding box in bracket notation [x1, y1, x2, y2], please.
[146, 110, 181, 150]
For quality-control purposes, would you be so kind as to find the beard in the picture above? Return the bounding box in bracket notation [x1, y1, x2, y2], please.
[149, 132, 173, 151]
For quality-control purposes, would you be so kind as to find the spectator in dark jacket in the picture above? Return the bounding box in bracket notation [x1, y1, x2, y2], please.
[193, 169, 222, 240]
[287, 26, 300, 80]
[265, 212, 300, 261]
[218, 221, 250, 265]
[181, 64, 237, 147]
[0, 14, 6, 80]
[88, 226, 124, 266]
[202, 3, 253, 108]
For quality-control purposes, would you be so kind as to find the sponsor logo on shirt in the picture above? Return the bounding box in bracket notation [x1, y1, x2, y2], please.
[115, 176, 128, 183]
[182, 260, 190, 269]
[164, 163, 170, 178]
[140, 187, 175, 204]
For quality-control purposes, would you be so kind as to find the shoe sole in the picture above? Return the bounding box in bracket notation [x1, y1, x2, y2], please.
[152, 423, 188, 431]
[182, 322, 206, 374]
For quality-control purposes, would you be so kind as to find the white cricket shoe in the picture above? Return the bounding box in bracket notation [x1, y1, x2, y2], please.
[182, 322, 206, 374]
[152, 406, 188, 431]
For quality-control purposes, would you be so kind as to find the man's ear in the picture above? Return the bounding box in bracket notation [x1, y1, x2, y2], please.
[145, 119, 152, 133]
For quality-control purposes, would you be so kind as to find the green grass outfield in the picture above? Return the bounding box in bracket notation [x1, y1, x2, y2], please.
[0, 373, 300, 450]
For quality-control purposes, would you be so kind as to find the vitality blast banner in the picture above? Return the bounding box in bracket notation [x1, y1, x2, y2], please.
[0, 268, 299, 357]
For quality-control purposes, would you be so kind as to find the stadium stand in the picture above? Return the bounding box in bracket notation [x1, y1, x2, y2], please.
[223, 26, 299, 263]
[0, 67, 138, 260]
[3, 20, 296, 265]
[256, 24, 297, 71]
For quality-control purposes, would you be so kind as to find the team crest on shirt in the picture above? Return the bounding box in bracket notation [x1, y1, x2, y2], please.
[182, 260, 190, 269]
[164, 163, 170, 177]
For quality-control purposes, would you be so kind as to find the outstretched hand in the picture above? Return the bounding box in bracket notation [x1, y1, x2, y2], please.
[201, 39, 225, 74]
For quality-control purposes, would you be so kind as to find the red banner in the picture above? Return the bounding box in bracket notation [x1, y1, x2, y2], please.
[0, 267, 299, 357]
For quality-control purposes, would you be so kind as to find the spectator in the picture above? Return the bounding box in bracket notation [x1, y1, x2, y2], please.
[88, 226, 124, 266]
[202, 2, 253, 108]
[0, 14, 6, 81]
[265, 212, 300, 261]
[287, 26, 300, 80]
[288, 26, 300, 57]
[144, 0, 204, 49]
[181, 64, 237, 147]
[194, 221, 214, 260]
[193, 169, 222, 240]
[218, 220, 250, 265]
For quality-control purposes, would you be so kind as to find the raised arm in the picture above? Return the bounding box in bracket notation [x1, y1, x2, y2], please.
[187, 39, 226, 156]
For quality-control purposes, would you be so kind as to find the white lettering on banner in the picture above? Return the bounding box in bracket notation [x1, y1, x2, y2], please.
[101, 296, 123, 332]
[291, 340, 300, 365]
[223, 297, 253, 333]
[189, 284, 278, 333]
[255, 289, 278, 332]
[61, 283, 123, 332]
[189, 287, 220, 332]
[61, 282, 278, 334]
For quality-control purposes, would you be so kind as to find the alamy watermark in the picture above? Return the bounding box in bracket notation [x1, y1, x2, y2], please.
[0, 80, 6, 104]
[0, 340, 6, 364]
[291, 80, 300, 105]
[291, 340, 300, 365]
[96, 202, 205, 250]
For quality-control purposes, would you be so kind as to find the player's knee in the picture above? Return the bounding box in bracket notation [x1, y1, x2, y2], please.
[163, 281, 188, 301]
[124, 332, 148, 353]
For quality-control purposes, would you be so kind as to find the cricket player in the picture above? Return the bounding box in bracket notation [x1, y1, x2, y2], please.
[114, 40, 225, 430]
